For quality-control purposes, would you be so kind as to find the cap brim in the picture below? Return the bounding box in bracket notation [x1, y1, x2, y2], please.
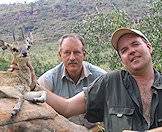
[111, 28, 149, 50]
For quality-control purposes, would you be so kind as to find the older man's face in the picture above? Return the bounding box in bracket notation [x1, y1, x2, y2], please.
[117, 33, 153, 74]
[59, 37, 85, 75]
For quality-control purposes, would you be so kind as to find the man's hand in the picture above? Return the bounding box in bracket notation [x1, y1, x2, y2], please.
[24, 91, 47, 103]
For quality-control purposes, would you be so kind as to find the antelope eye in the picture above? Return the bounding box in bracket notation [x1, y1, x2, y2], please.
[12, 48, 19, 52]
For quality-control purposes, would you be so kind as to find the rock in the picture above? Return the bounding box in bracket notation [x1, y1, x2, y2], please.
[0, 98, 88, 132]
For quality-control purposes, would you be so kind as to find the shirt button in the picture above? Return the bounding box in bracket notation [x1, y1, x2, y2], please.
[117, 113, 123, 117]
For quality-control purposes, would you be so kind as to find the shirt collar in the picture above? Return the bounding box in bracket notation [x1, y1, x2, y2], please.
[122, 69, 162, 90]
[83, 61, 92, 78]
[152, 69, 162, 89]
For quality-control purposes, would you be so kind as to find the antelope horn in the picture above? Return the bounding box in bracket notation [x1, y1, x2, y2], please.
[20, 27, 25, 39]
[12, 30, 16, 41]
[28, 32, 33, 43]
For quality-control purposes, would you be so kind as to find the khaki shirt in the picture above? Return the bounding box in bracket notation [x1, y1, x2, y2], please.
[38, 61, 107, 127]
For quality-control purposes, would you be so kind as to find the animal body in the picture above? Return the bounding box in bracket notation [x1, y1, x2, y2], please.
[0, 31, 88, 132]
[0, 32, 46, 117]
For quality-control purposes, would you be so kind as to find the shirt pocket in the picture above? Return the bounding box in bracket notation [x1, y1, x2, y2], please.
[108, 107, 135, 132]
[158, 118, 162, 126]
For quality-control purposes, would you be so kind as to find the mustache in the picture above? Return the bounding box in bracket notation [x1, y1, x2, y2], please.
[68, 61, 78, 65]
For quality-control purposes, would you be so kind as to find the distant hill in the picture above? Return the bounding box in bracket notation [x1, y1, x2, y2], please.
[0, 0, 152, 44]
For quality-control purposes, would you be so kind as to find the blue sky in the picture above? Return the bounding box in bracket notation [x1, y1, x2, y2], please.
[0, 0, 37, 4]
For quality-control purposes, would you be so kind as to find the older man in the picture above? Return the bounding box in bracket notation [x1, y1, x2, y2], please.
[38, 34, 107, 128]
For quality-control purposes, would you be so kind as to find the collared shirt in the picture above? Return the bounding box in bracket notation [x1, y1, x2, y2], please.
[84, 69, 162, 132]
[38, 61, 107, 126]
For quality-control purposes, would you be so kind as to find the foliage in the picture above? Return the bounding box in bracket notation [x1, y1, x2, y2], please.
[31, 43, 60, 77]
[0, 50, 12, 71]
[0, 0, 152, 45]
[72, 10, 133, 70]
[134, 0, 162, 72]
[0, 57, 10, 71]
[72, 0, 162, 72]
[0, 0, 161, 74]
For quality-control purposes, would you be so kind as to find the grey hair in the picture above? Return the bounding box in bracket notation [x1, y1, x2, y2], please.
[58, 33, 86, 52]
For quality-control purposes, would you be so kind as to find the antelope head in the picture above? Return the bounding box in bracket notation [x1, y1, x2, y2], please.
[0, 29, 33, 70]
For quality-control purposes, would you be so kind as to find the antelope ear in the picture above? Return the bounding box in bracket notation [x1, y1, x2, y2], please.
[25, 32, 33, 46]
[0, 40, 5, 46]
[0, 40, 8, 50]
[27, 32, 33, 44]
[28, 32, 33, 39]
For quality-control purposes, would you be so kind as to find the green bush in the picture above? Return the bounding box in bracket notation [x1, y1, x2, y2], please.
[30, 43, 59, 77]
[72, 10, 133, 70]
[1, 0, 161, 74]
[134, 0, 162, 72]
[72, 0, 162, 72]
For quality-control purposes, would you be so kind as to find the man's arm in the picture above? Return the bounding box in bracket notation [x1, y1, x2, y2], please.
[8, 63, 87, 118]
[46, 90, 86, 118]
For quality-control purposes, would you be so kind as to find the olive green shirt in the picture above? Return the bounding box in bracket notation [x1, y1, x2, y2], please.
[84, 69, 162, 131]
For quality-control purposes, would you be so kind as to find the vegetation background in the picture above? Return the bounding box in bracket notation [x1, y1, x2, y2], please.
[0, 0, 161, 77]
